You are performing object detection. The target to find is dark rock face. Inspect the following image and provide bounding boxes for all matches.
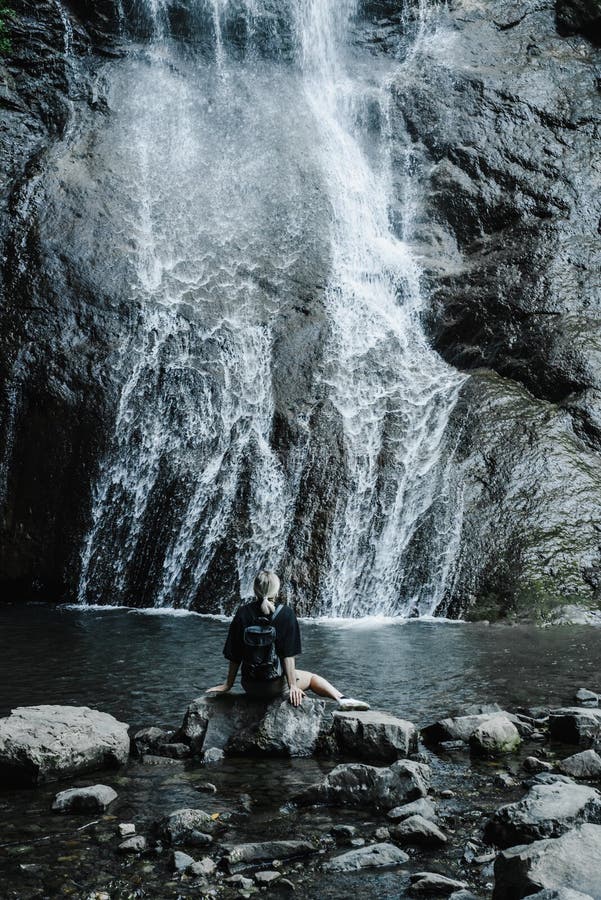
[390,0,601,618]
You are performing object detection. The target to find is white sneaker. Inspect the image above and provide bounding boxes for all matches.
[337,697,370,711]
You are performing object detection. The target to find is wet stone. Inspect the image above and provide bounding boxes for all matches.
[322,842,409,872]
[52,785,117,813]
[409,872,468,896]
[390,814,447,847]
[118,835,146,853]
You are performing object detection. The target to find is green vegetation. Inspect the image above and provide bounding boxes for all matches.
[0,3,15,56]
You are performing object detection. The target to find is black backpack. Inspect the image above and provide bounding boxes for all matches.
[242,604,284,682]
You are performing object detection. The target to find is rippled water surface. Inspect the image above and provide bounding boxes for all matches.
[0,605,596,725]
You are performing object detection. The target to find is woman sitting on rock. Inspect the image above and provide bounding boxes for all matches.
[206,570,369,711]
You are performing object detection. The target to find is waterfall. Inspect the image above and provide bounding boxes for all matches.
[77,0,465,615]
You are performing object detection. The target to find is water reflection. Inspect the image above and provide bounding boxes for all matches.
[0,605,594,727]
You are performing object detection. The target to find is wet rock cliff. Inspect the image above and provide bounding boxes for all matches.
[393,0,601,619]
[0,0,600,619]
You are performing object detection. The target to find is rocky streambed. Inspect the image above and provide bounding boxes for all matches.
[2,689,601,899]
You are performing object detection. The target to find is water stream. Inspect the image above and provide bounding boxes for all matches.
[76,0,465,616]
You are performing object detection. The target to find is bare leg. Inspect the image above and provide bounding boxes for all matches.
[295,669,342,701]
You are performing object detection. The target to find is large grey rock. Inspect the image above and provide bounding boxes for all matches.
[558,749,601,779]
[332,710,418,761]
[469,717,521,756]
[157,808,216,847]
[390,814,447,846]
[549,709,601,748]
[423,712,529,746]
[52,784,117,813]
[409,873,469,896]
[0,705,129,785]
[493,825,601,899]
[295,759,430,810]
[322,842,409,871]
[485,781,601,847]
[178,694,328,758]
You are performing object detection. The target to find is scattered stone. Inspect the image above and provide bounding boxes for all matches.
[295,759,430,810]
[196,782,218,794]
[387,798,437,822]
[157,808,216,847]
[440,740,466,751]
[493,824,601,899]
[469,717,521,756]
[190,857,216,877]
[159,743,190,760]
[485,781,601,847]
[118,835,146,853]
[225,874,254,890]
[531,732,547,742]
[575,689,599,707]
[141,754,184,766]
[254,871,281,884]
[223,840,315,868]
[549,708,601,748]
[0,705,130,786]
[463,703,503,716]
[422,711,528,745]
[559,749,601,780]
[440,789,455,799]
[349,837,365,847]
[278,879,295,891]
[409,872,469,896]
[118,823,136,837]
[473,852,496,865]
[171,850,195,872]
[322,842,409,871]
[524,757,554,775]
[449,893,482,900]
[203,747,225,765]
[496,773,519,789]
[132,726,173,756]
[332,710,418,761]
[525,773,574,788]
[390,814,447,847]
[52,784,117,813]
[375,827,390,840]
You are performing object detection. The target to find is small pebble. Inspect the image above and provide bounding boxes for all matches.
[117,823,136,837]
[118,835,146,853]
[440,789,455,798]
[375,827,390,840]
[255,871,281,884]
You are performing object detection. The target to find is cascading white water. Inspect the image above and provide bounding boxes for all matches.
[77,0,465,614]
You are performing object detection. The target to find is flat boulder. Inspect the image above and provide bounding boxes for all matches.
[390,814,447,846]
[469,717,521,756]
[549,708,601,747]
[295,759,430,811]
[157,808,216,847]
[485,781,601,847]
[332,710,417,761]
[178,694,328,758]
[0,705,129,785]
[52,784,117,813]
[493,825,601,900]
[322,842,409,871]
[558,749,601,780]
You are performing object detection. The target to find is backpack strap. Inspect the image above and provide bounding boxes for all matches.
[271,604,284,621]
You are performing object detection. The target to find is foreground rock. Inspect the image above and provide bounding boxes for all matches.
[178,694,328,757]
[157,808,216,847]
[222,840,315,870]
[493,824,601,899]
[390,814,447,846]
[332,710,418,761]
[0,706,129,785]
[409,873,469,896]
[485,781,601,847]
[387,798,437,822]
[295,760,430,810]
[52,784,117,813]
[559,749,601,779]
[549,708,601,748]
[469,717,521,756]
[423,712,527,746]
[322,842,408,871]
[526,891,595,900]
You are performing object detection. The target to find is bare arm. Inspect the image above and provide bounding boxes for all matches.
[283,656,304,707]
[206,660,239,694]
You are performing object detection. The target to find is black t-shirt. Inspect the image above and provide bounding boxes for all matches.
[223,600,302,664]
